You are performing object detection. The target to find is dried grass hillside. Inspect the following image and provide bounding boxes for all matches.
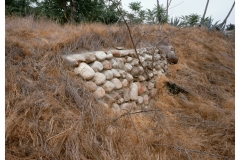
[5,17,235,160]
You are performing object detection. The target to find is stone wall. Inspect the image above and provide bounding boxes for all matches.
[62,46,176,112]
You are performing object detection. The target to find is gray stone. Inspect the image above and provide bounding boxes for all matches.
[102,81,115,93]
[111,78,122,89]
[130,83,138,100]
[126,73,133,82]
[120,103,132,111]
[138,75,145,81]
[94,87,105,98]
[112,103,120,112]
[117,98,124,105]
[115,58,125,69]
[160,62,164,69]
[102,60,112,70]
[148,82,154,90]
[103,70,113,80]
[123,88,131,102]
[124,63,133,72]
[93,72,106,85]
[61,55,78,67]
[145,54,152,61]
[111,69,121,78]
[85,81,97,92]
[82,52,96,63]
[95,51,107,61]
[74,62,95,80]
[131,67,140,77]
[131,59,139,66]
[111,50,121,57]
[91,61,103,72]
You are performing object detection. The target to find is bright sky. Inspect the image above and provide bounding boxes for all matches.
[121,0,235,24]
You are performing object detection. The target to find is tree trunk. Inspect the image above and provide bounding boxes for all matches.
[156,0,161,23]
[69,0,76,24]
[201,0,210,24]
[222,1,235,24]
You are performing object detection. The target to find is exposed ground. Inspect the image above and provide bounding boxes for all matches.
[5,16,235,160]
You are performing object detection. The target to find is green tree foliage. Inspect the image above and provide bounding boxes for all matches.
[226,23,235,31]
[6,0,37,16]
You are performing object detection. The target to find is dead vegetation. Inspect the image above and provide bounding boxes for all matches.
[5,16,234,159]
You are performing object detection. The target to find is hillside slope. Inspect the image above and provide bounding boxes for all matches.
[5,17,235,160]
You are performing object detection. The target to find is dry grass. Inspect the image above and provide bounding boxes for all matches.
[6,16,235,159]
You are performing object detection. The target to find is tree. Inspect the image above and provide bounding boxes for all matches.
[221,1,235,24]
[201,0,210,25]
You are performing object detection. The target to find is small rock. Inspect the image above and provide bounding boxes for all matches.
[126,73,133,82]
[91,61,103,72]
[93,72,106,85]
[131,59,139,66]
[74,62,95,80]
[125,63,133,72]
[148,82,154,90]
[126,57,133,62]
[121,79,129,88]
[130,83,138,101]
[106,53,113,59]
[110,58,118,68]
[120,103,131,111]
[61,55,78,67]
[137,96,143,104]
[160,62,164,69]
[102,81,115,93]
[143,95,149,104]
[131,67,140,77]
[115,58,125,69]
[103,70,113,80]
[119,70,127,78]
[102,60,112,70]
[117,98,124,104]
[82,52,96,63]
[112,103,120,112]
[85,81,97,92]
[111,69,121,78]
[116,47,124,50]
[94,87,105,98]
[95,51,107,61]
[111,50,121,57]
[138,75,145,81]
[111,78,122,89]
[123,88,131,102]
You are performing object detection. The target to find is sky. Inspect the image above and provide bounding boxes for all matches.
[121,0,235,24]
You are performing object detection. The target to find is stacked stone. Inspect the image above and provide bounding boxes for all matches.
[62,47,169,112]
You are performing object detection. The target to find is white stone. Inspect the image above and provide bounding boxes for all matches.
[126,57,133,62]
[124,63,133,72]
[111,69,121,78]
[93,72,106,85]
[65,54,85,62]
[95,51,107,61]
[103,70,114,80]
[137,96,143,104]
[110,59,118,68]
[102,60,112,70]
[106,53,113,59]
[94,87,105,98]
[91,61,103,72]
[149,73,154,78]
[145,55,152,61]
[120,103,131,111]
[140,56,145,62]
[111,78,122,89]
[61,55,78,66]
[160,62,164,69]
[130,83,138,101]
[112,103,120,112]
[126,73,133,82]
[102,81,115,93]
[121,79,129,88]
[74,62,95,80]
